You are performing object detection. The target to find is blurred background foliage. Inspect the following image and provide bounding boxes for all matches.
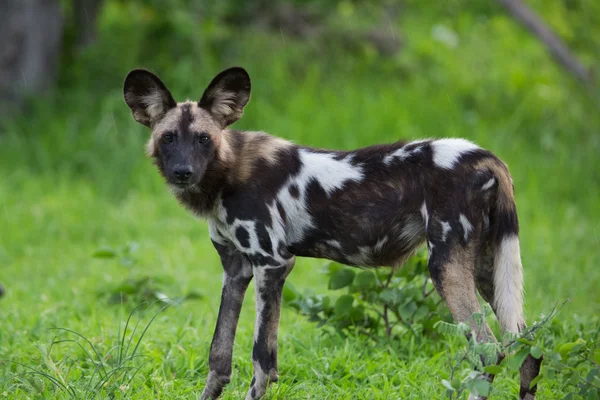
[0,0,598,314]
[1,0,599,314]
[2,0,599,187]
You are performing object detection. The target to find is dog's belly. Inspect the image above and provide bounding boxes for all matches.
[288,211,426,267]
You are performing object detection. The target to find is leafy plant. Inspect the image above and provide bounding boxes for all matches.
[539,316,600,399]
[285,249,452,340]
[437,302,600,400]
[287,249,600,399]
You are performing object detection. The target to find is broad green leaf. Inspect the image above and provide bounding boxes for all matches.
[354,270,377,290]
[379,288,402,306]
[413,305,429,321]
[517,338,535,346]
[558,340,585,358]
[483,365,503,375]
[334,295,354,315]
[530,345,543,359]
[328,269,356,290]
[325,262,344,275]
[451,377,461,389]
[441,379,455,392]
[508,347,531,371]
[471,378,490,397]
[350,305,366,321]
[585,390,599,400]
[398,300,417,320]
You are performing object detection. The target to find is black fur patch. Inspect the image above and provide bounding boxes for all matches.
[492,207,519,239]
[178,103,194,133]
[249,253,279,267]
[276,201,286,224]
[235,226,250,248]
[256,223,273,255]
[277,241,291,259]
[288,184,300,199]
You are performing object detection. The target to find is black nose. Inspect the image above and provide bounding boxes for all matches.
[173,166,193,181]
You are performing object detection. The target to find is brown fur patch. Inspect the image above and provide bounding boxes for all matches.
[473,157,515,212]
[232,131,293,183]
[146,106,183,157]
[441,243,495,343]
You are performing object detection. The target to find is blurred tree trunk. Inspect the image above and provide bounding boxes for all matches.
[496,0,593,85]
[74,0,104,48]
[0,0,64,115]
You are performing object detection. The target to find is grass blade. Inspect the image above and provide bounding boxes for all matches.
[50,328,109,379]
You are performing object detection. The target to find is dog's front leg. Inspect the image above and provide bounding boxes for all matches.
[201,244,253,400]
[246,260,294,400]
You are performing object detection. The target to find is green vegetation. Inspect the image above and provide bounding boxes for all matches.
[0,1,598,398]
[286,250,453,340]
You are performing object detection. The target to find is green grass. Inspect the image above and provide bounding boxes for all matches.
[1,2,599,398]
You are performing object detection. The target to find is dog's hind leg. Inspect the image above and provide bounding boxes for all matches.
[425,208,499,400]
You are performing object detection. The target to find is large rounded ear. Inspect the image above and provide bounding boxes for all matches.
[199,67,251,128]
[123,69,177,127]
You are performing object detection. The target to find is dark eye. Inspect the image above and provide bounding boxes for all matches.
[163,133,174,143]
[198,135,210,144]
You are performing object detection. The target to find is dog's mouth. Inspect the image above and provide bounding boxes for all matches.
[169,180,195,192]
[174,181,191,188]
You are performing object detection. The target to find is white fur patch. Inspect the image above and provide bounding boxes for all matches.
[211,201,291,266]
[493,235,524,333]
[399,215,425,246]
[459,214,473,241]
[298,150,364,195]
[374,236,389,253]
[276,182,313,245]
[440,220,452,242]
[208,220,228,246]
[383,140,427,165]
[427,241,435,260]
[348,236,391,265]
[420,202,429,228]
[141,91,168,120]
[431,138,479,169]
[481,177,496,191]
[325,239,343,249]
[211,91,239,119]
[275,150,364,244]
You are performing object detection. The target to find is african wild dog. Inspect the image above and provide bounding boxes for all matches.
[123,67,541,400]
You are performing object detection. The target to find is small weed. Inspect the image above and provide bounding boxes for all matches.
[5,302,167,399]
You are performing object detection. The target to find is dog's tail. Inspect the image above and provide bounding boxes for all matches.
[486,160,525,334]
[482,159,541,399]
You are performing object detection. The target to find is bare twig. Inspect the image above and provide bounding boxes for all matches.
[496,0,593,85]
[422,277,435,298]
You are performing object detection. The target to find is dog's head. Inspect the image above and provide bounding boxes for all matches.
[123,67,250,190]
